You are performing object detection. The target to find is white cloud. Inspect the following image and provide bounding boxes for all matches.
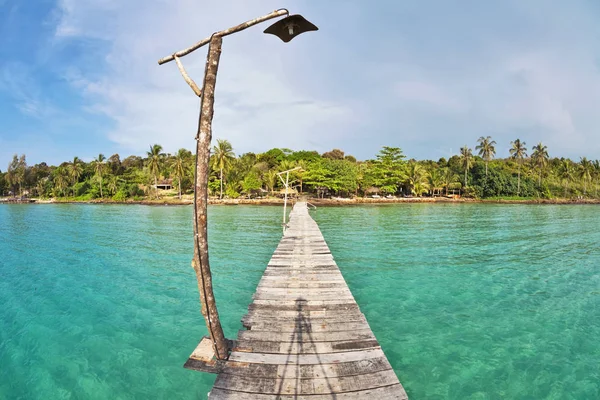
[46,0,600,161]
[54,0,355,157]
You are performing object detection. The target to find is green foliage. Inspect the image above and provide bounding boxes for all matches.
[303,158,358,195]
[287,150,321,163]
[241,172,262,195]
[225,186,240,199]
[73,181,91,197]
[258,148,287,168]
[127,183,144,198]
[113,189,128,201]
[5,139,600,202]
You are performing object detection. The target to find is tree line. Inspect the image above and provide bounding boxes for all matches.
[1,137,599,200]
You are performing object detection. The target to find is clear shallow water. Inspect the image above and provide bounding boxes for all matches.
[314,204,600,400]
[0,204,281,399]
[0,204,598,399]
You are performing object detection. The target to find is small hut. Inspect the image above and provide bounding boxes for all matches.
[365,186,381,197]
[154,179,173,190]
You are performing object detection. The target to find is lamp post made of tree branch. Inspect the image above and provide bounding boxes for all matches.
[158,9,318,361]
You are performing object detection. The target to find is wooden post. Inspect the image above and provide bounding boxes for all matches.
[191,35,229,360]
[282,170,289,233]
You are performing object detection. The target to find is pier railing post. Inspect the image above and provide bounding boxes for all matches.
[191,35,229,360]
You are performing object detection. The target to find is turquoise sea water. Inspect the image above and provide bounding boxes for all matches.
[0,204,599,399]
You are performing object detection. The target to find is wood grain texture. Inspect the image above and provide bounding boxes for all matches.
[203,202,407,398]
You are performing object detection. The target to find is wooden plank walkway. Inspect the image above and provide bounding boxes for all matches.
[191,201,408,399]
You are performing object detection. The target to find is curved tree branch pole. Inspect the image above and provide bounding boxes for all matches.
[159,8,290,362]
[191,35,228,360]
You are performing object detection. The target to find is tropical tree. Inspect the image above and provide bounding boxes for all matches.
[35,179,47,198]
[476,136,496,177]
[94,154,106,198]
[6,154,22,196]
[106,175,120,196]
[441,168,461,195]
[212,139,235,199]
[405,162,428,196]
[530,142,549,186]
[427,168,443,196]
[68,157,83,196]
[593,160,600,197]
[365,146,406,194]
[559,159,573,198]
[264,169,278,194]
[146,144,163,199]
[460,146,473,188]
[171,148,191,199]
[578,157,593,195]
[53,166,70,197]
[509,139,527,195]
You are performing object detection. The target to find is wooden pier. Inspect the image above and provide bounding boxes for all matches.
[186,201,408,399]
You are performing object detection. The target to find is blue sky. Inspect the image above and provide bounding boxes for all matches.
[1,0,600,168]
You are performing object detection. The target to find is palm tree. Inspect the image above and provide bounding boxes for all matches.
[106,175,119,196]
[460,146,473,188]
[509,139,527,195]
[211,139,235,199]
[68,157,83,196]
[578,157,593,196]
[427,168,443,197]
[264,169,278,195]
[412,181,429,197]
[405,162,428,196]
[559,159,573,198]
[53,166,70,197]
[530,142,549,186]
[171,148,190,199]
[441,168,461,195]
[94,154,106,198]
[593,160,600,197]
[476,136,496,177]
[146,144,163,199]
[35,179,46,198]
[294,160,308,193]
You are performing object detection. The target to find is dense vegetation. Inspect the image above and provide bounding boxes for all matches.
[1,137,599,200]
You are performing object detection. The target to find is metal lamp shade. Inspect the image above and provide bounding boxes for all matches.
[264,14,318,42]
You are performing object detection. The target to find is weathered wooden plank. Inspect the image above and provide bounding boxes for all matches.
[217,356,394,379]
[236,329,376,343]
[253,287,352,294]
[259,277,346,282]
[251,299,357,307]
[244,309,364,319]
[209,384,408,399]
[216,357,394,380]
[233,339,380,354]
[245,321,372,333]
[247,303,359,312]
[257,282,349,289]
[241,314,367,328]
[229,348,386,364]
[213,369,399,395]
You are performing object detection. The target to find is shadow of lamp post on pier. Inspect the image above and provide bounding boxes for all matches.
[157,10,318,362]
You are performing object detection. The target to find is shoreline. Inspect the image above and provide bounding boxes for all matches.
[4,196,599,206]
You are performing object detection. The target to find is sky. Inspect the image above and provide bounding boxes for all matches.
[1,0,600,168]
